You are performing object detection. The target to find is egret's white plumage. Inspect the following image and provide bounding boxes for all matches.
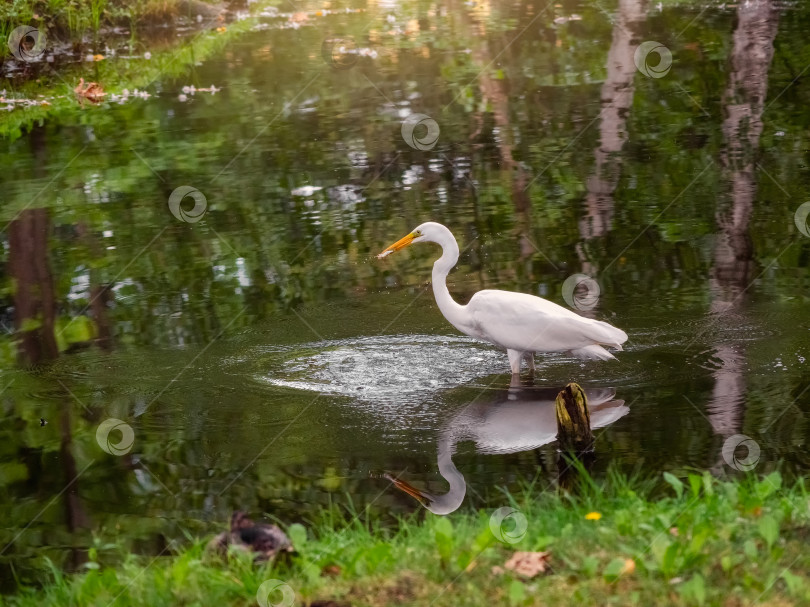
[378,222,628,373]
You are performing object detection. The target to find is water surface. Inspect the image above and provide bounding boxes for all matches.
[2,0,810,585]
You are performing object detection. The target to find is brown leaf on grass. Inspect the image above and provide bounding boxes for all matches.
[74,78,106,104]
[322,564,341,577]
[503,551,552,578]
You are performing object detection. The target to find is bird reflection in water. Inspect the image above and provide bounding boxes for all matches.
[385,385,629,515]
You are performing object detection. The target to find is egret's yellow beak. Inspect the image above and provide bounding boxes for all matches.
[383,472,430,506]
[377,232,416,259]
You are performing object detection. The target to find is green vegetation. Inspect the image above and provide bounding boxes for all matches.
[0,4,270,141]
[1,0,229,47]
[6,469,810,606]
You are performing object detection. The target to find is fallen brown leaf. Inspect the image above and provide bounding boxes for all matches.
[503,551,551,578]
[74,78,106,104]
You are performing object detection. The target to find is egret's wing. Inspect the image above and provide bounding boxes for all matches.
[467,290,627,352]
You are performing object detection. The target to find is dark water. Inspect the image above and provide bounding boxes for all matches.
[2,0,810,585]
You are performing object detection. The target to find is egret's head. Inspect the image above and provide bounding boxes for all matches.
[377,222,447,258]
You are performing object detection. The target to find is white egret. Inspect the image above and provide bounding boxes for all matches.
[386,386,629,514]
[378,222,628,373]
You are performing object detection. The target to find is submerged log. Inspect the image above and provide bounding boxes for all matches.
[555,383,595,453]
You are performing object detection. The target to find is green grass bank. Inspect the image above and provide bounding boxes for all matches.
[4,469,810,606]
[1,0,232,47]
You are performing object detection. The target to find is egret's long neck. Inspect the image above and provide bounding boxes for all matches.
[431,234,467,327]
[423,433,466,515]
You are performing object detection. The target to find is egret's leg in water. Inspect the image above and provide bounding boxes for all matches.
[507,349,522,374]
[524,352,536,373]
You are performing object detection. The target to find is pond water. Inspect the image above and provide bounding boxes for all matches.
[2,0,810,586]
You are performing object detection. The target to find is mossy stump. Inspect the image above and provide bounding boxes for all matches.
[555,382,594,453]
[556,382,596,492]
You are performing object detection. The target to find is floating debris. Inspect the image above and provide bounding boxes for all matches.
[253,7,367,31]
[0,93,56,110]
[180,84,220,97]
[291,185,323,197]
[107,88,151,104]
[553,14,583,25]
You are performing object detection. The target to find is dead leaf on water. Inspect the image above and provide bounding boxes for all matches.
[503,551,552,578]
[74,78,106,104]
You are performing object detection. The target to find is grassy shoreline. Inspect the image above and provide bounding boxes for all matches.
[4,469,810,606]
[0,0,277,141]
[1,0,232,50]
